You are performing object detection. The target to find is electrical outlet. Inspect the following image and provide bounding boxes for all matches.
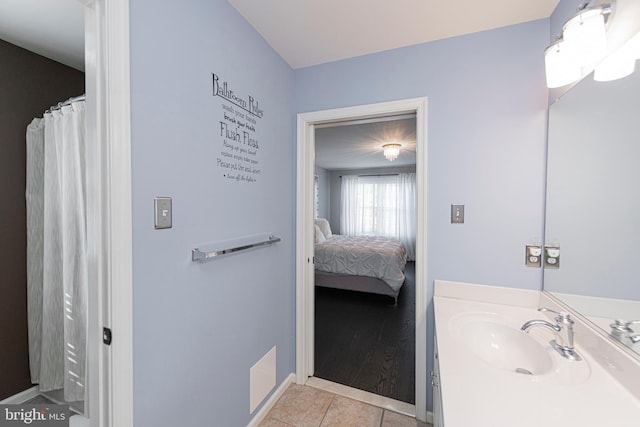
[544,246,560,268]
[525,245,542,268]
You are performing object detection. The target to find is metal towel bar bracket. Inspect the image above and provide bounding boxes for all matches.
[192,235,281,261]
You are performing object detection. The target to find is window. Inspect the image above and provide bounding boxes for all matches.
[341,173,416,259]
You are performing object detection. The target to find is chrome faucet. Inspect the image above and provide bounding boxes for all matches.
[521,307,581,361]
[610,319,640,347]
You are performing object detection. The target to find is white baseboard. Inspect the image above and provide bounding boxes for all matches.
[247,373,295,427]
[0,386,40,404]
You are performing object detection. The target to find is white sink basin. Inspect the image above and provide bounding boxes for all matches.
[450,313,553,375]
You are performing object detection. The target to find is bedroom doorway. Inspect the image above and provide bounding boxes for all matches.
[295,98,428,422]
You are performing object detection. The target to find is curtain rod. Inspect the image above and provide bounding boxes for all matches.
[45,94,86,114]
[339,173,399,178]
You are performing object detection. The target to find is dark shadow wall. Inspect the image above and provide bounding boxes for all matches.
[0,38,84,400]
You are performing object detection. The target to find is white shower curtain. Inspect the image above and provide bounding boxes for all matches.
[26,100,87,403]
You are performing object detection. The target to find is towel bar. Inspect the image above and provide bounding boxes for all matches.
[192,235,281,261]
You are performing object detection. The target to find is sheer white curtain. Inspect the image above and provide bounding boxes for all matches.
[340,175,360,234]
[340,173,416,260]
[397,173,416,260]
[26,100,87,403]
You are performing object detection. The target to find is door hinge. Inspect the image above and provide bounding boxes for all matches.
[103,327,112,345]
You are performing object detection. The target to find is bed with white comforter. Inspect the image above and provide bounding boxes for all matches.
[314,234,407,301]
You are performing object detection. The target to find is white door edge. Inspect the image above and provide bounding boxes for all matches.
[84,1,134,426]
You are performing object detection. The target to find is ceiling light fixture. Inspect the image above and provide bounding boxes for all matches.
[544,1,613,88]
[383,143,401,162]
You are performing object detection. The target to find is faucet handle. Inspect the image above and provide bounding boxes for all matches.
[611,319,640,333]
[538,307,571,319]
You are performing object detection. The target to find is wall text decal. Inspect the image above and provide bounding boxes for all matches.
[212,73,264,183]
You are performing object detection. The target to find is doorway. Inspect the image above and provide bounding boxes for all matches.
[296,98,428,422]
[0,1,133,425]
[313,115,417,404]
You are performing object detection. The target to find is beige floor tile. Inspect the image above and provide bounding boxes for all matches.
[265,383,334,427]
[381,410,430,427]
[258,418,295,427]
[319,395,383,427]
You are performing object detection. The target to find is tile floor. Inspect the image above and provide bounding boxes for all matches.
[259,384,431,427]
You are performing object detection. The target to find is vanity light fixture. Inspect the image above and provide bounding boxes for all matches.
[383,143,401,162]
[544,1,614,88]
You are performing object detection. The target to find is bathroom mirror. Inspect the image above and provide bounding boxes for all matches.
[544,62,640,356]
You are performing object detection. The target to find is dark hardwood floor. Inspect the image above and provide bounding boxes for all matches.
[314,262,415,404]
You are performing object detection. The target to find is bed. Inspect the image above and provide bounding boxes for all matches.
[313,218,407,303]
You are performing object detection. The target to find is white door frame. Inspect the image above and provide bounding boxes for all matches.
[83,1,133,426]
[295,97,428,422]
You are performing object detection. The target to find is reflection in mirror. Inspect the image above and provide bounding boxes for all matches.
[545,64,640,357]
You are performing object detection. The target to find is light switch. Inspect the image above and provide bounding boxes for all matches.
[451,204,464,224]
[154,197,172,229]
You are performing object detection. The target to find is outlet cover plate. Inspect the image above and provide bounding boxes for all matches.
[544,246,560,269]
[525,245,542,268]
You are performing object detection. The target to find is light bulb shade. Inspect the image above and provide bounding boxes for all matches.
[545,40,582,88]
[594,49,636,81]
[626,31,640,60]
[563,9,607,67]
[383,144,401,161]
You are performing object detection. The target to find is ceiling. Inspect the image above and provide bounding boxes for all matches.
[315,116,416,170]
[228,0,559,69]
[0,1,558,73]
[0,0,85,71]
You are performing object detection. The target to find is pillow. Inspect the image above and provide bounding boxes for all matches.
[314,218,332,238]
[314,224,326,243]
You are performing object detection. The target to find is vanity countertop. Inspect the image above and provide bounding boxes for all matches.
[434,280,640,427]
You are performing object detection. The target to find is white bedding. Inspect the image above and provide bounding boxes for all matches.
[314,235,407,291]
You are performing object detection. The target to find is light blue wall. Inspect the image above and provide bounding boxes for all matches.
[314,165,330,219]
[129,1,295,426]
[128,0,552,420]
[550,0,580,39]
[295,19,550,410]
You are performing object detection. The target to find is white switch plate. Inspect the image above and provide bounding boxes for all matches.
[451,204,464,224]
[154,197,172,229]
